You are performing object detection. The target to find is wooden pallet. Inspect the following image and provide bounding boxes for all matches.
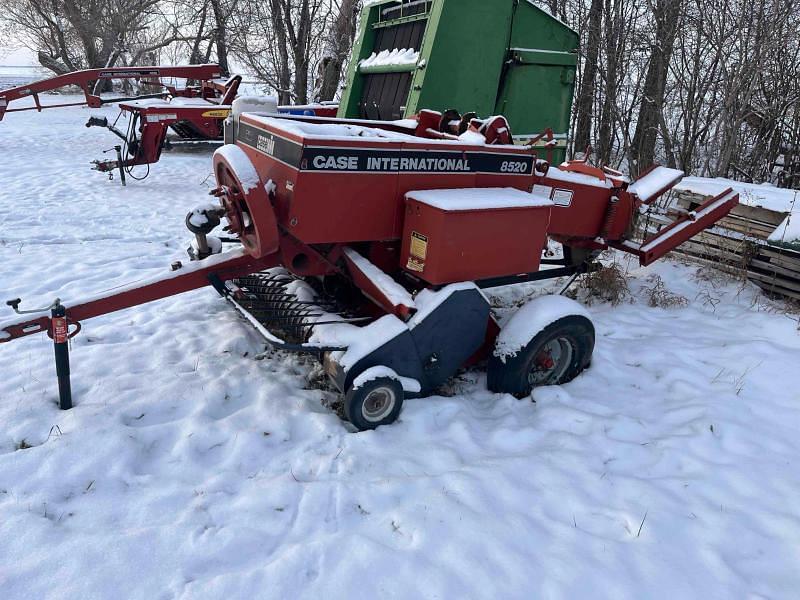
[642,190,800,302]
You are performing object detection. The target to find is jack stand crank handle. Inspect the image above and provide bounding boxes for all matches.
[51,302,73,410]
[115,145,126,187]
[7,296,61,315]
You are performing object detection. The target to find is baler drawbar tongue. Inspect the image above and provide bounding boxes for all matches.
[0,250,279,346]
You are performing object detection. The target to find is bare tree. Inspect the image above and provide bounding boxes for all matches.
[595,0,627,166]
[573,0,603,155]
[209,0,234,73]
[629,0,683,175]
[229,0,331,104]
[314,0,360,102]
[2,0,200,77]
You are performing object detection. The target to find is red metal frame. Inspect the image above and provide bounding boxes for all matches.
[1,65,344,174]
[92,102,229,173]
[0,64,223,120]
[92,97,339,173]
[341,248,415,319]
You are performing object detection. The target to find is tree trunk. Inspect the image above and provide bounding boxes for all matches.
[629,0,682,175]
[210,0,230,74]
[283,0,312,104]
[573,0,603,156]
[316,0,358,102]
[659,109,677,168]
[596,0,621,165]
[270,0,293,104]
[189,6,209,65]
[37,51,71,75]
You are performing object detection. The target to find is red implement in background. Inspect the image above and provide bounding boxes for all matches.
[1,64,342,178]
[0,64,224,120]
[89,95,338,175]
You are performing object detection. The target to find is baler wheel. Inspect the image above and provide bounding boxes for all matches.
[487,315,594,398]
[344,377,404,431]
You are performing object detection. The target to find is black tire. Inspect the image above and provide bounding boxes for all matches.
[344,377,404,431]
[487,315,595,398]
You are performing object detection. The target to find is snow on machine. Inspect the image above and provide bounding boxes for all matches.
[0,109,739,430]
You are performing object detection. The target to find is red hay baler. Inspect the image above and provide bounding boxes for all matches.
[0,111,739,430]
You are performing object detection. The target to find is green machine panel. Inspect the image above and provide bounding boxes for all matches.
[338,0,579,160]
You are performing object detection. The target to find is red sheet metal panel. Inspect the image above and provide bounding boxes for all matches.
[400,188,552,285]
[235,115,541,245]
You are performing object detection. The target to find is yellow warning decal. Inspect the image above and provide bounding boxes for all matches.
[201,109,231,118]
[410,231,428,260]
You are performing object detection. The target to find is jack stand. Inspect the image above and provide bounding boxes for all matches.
[51,302,73,410]
[7,296,76,410]
[115,145,127,186]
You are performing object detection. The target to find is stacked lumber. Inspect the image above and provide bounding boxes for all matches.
[652,189,800,301]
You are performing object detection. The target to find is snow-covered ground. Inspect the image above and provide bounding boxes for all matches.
[1,102,800,599]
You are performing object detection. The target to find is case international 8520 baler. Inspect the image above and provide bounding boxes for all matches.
[0,108,738,430]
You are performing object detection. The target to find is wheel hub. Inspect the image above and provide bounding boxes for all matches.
[529,337,574,386]
[219,185,245,234]
[362,386,396,422]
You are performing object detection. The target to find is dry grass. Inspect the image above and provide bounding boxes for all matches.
[691,262,739,286]
[15,439,33,451]
[573,263,632,306]
[642,274,689,308]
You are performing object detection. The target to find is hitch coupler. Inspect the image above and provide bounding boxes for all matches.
[186,205,225,260]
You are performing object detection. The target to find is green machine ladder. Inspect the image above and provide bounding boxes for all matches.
[338,0,579,161]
